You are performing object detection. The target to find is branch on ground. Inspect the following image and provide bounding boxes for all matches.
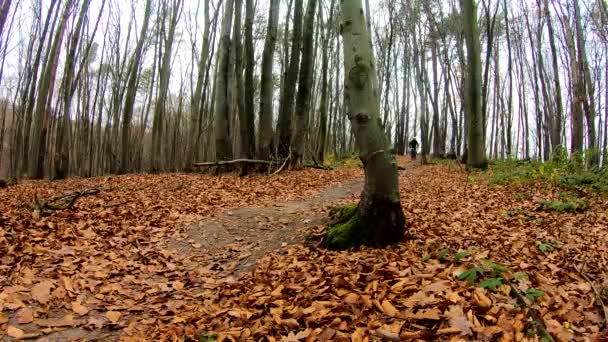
[32,189,100,218]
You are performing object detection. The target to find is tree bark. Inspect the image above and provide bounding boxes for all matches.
[276,0,304,159]
[326,0,406,250]
[214,0,235,163]
[463,0,487,169]
[290,0,317,169]
[257,0,280,161]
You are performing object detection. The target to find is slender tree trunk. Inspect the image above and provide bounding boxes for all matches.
[463,0,487,169]
[276,0,304,159]
[290,0,317,169]
[243,0,255,160]
[214,0,235,163]
[29,0,72,179]
[316,0,334,163]
[257,0,280,161]
[119,0,152,174]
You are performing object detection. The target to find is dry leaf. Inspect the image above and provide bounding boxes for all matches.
[381,300,399,317]
[7,326,25,339]
[31,280,53,304]
[444,305,472,335]
[106,311,122,324]
[72,301,89,316]
[15,307,34,324]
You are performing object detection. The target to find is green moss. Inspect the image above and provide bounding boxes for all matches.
[326,203,370,250]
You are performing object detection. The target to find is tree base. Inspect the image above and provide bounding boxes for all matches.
[325,201,406,250]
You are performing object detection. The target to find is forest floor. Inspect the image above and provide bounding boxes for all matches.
[1,157,607,341]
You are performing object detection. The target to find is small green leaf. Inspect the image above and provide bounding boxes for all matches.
[481,259,509,274]
[525,288,545,302]
[453,251,469,263]
[421,254,432,262]
[437,248,449,260]
[538,242,554,253]
[513,272,528,281]
[457,266,485,284]
[479,277,503,290]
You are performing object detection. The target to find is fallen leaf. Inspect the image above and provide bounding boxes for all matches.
[105,311,121,324]
[444,305,472,335]
[7,326,24,339]
[31,280,54,304]
[172,280,184,291]
[15,307,34,324]
[72,301,89,316]
[0,312,8,324]
[381,300,399,317]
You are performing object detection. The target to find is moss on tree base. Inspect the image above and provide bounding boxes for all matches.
[326,204,369,250]
[325,201,406,250]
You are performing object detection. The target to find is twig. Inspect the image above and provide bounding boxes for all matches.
[194,159,281,167]
[271,153,291,176]
[574,266,608,328]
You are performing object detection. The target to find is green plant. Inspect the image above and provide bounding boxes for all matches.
[453,251,469,263]
[479,277,503,290]
[457,266,485,283]
[525,288,545,302]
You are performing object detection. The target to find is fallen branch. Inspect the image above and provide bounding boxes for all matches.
[32,189,100,217]
[271,154,291,176]
[574,266,608,328]
[194,159,280,167]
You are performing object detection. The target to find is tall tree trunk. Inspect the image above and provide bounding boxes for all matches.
[233,0,249,173]
[276,0,304,159]
[243,0,256,159]
[151,0,182,172]
[119,0,152,174]
[565,18,584,155]
[257,0,280,160]
[29,0,72,179]
[214,0,235,163]
[544,0,563,153]
[290,0,317,169]
[187,0,211,170]
[573,0,598,166]
[463,0,487,169]
[316,0,334,163]
[326,0,405,250]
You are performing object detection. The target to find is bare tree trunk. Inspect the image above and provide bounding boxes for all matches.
[214,0,235,163]
[243,0,256,159]
[276,0,304,159]
[29,0,73,179]
[463,0,487,169]
[290,0,317,169]
[316,0,334,163]
[326,0,405,250]
[257,0,280,161]
[118,0,152,174]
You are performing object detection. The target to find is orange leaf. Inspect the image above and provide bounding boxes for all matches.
[106,311,122,324]
[7,326,24,339]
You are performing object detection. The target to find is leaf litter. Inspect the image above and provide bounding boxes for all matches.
[0,160,607,341]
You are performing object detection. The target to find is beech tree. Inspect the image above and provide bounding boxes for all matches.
[326,0,406,250]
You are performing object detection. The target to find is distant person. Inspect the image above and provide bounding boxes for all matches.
[408,138,419,160]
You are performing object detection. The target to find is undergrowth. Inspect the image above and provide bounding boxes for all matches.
[487,148,608,193]
[324,153,363,169]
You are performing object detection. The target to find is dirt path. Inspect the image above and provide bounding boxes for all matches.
[169,179,364,275]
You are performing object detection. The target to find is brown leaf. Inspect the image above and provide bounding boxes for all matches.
[373,329,400,341]
[444,305,472,335]
[105,311,121,324]
[546,319,572,342]
[172,280,185,291]
[380,300,399,317]
[0,312,8,324]
[403,308,441,320]
[31,280,54,304]
[270,284,284,297]
[72,301,89,316]
[7,326,25,339]
[15,307,34,324]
